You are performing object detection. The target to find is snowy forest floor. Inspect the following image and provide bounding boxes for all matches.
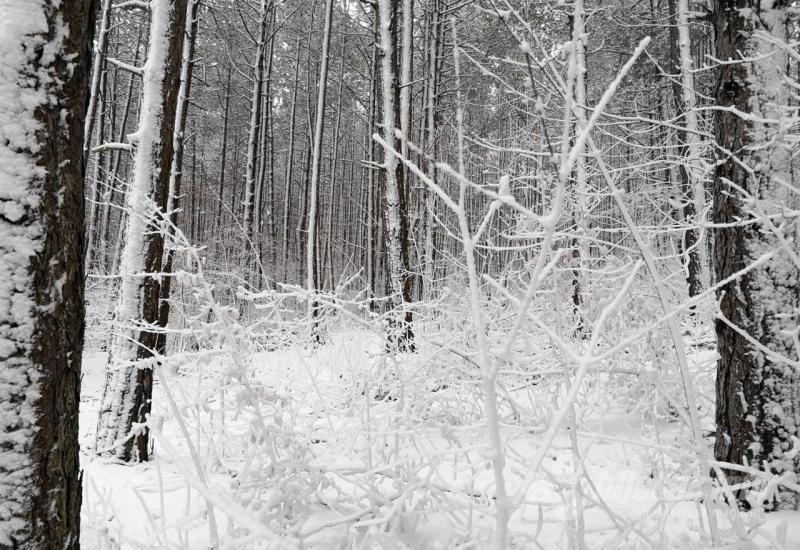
[78,322,800,549]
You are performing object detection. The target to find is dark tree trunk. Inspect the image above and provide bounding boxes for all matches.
[157,0,200,354]
[377,0,415,351]
[95,0,189,462]
[0,0,95,547]
[713,0,800,510]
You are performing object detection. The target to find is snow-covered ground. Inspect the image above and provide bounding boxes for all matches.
[79,326,800,549]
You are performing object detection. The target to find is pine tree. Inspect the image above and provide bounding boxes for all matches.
[713,0,800,509]
[377,0,415,351]
[0,0,94,545]
[95,0,189,462]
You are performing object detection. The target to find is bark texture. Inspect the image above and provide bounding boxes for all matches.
[377,0,415,351]
[0,0,95,546]
[157,0,200,354]
[668,0,704,298]
[96,0,188,462]
[713,0,800,509]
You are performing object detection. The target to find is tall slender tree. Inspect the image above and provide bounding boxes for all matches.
[669,0,706,298]
[157,0,201,353]
[305,0,334,337]
[243,0,271,287]
[0,0,95,545]
[377,0,415,350]
[96,0,189,462]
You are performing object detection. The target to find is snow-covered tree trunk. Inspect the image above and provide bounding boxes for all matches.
[281,35,302,282]
[98,41,142,275]
[377,0,414,350]
[254,10,276,286]
[712,0,800,509]
[0,0,94,545]
[421,1,440,301]
[95,0,188,462]
[570,0,588,335]
[323,32,347,290]
[669,0,707,298]
[83,0,113,163]
[85,67,107,277]
[399,0,413,183]
[215,66,232,237]
[157,0,199,353]
[243,0,269,286]
[305,0,334,333]
[366,15,379,306]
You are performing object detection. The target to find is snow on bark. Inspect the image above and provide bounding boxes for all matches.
[96,0,186,461]
[713,0,800,509]
[0,0,90,545]
[669,0,708,297]
[306,0,334,327]
[166,0,199,222]
[421,2,439,301]
[399,0,412,165]
[0,3,51,540]
[83,0,113,159]
[84,0,114,276]
[243,0,268,276]
[376,0,413,347]
[675,0,708,289]
[570,0,589,332]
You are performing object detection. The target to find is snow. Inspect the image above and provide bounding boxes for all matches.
[0,0,59,544]
[96,0,175,455]
[79,323,800,548]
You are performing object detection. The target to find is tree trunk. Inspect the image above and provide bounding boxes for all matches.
[215,66,232,237]
[83,0,113,164]
[282,35,302,282]
[421,1,440,301]
[99,34,143,275]
[569,0,588,336]
[306,0,334,337]
[85,66,107,276]
[157,0,200,354]
[713,0,800,510]
[243,0,269,285]
[95,0,188,462]
[0,0,94,546]
[669,0,706,298]
[377,0,414,350]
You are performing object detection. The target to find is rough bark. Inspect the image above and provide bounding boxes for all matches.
[282,35,302,282]
[156,0,200,354]
[377,0,415,350]
[243,0,270,288]
[421,0,440,301]
[669,0,706,298]
[569,0,588,337]
[306,0,334,338]
[713,0,800,509]
[95,0,188,462]
[0,0,94,546]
